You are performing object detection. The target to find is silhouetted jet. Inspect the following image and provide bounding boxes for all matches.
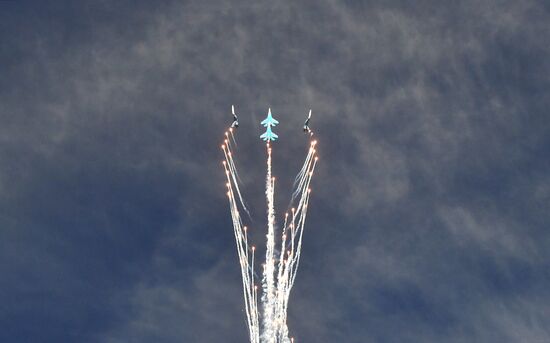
[303,109,312,134]
[231,105,239,128]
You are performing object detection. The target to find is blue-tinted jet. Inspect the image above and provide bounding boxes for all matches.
[260,108,279,142]
[260,125,278,141]
[261,108,279,127]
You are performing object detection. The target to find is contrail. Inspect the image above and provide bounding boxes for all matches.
[221,110,318,343]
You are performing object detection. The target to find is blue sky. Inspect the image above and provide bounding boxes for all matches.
[1,1,549,342]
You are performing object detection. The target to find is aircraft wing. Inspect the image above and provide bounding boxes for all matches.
[261,117,279,126]
[260,131,278,141]
[261,113,279,127]
[260,131,268,140]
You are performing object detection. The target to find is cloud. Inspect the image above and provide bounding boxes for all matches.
[1,0,549,342]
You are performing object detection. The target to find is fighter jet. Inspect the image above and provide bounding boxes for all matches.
[260,125,279,142]
[231,105,239,128]
[260,108,279,142]
[261,108,279,127]
[303,109,312,134]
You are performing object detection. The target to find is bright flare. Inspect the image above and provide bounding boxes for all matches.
[222,126,317,343]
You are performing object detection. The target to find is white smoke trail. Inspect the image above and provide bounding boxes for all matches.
[223,135,252,219]
[222,138,260,343]
[222,130,318,343]
[230,127,238,147]
[271,141,317,342]
[261,143,278,343]
[291,144,315,202]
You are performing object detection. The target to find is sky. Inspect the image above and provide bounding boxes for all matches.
[1,1,549,342]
